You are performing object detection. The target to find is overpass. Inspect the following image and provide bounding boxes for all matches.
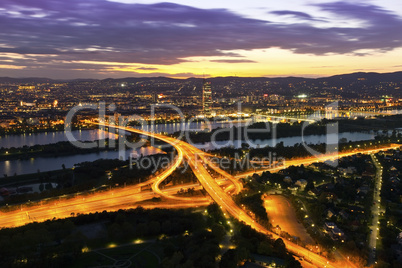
[101,124,343,268]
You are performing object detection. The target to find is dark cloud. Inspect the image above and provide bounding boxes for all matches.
[0,0,401,77]
[270,10,314,20]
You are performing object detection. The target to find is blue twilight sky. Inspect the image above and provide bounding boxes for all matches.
[0,0,402,79]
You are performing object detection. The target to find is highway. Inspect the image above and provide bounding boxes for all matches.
[103,125,343,268]
[2,123,395,267]
[180,143,243,195]
[236,144,400,179]
[0,182,211,228]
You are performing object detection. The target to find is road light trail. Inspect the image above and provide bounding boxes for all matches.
[176,140,342,268]
[102,124,343,268]
[236,144,401,178]
[101,124,208,202]
[368,154,383,266]
[179,144,242,195]
[2,123,379,267]
[0,182,210,228]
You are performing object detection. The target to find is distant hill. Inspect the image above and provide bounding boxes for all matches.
[317,71,402,85]
[0,77,56,84]
[0,71,401,84]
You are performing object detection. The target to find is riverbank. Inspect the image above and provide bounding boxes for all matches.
[0,133,142,161]
[0,140,120,161]
[177,116,402,144]
[0,124,97,137]
[0,152,171,206]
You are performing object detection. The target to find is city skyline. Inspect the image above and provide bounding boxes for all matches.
[1,0,402,79]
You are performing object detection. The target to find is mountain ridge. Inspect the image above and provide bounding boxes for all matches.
[1,71,402,84]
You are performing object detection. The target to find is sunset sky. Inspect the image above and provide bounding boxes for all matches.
[1,0,402,79]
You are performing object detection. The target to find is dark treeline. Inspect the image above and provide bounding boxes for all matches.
[234,192,269,224]
[209,135,400,161]
[225,222,302,268]
[0,203,303,267]
[178,122,330,144]
[176,116,402,144]
[0,140,117,161]
[0,124,97,136]
[0,205,229,268]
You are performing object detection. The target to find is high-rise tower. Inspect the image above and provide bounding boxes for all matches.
[202,79,212,117]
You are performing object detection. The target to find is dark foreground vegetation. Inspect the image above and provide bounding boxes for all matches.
[0,204,302,268]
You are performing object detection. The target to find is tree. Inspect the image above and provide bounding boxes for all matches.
[164,244,176,258]
[45,182,53,190]
[211,223,226,241]
[219,249,238,268]
[286,258,303,268]
[257,241,273,255]
[135,223,149,237]
[304,181,315,192]
[241,143,250,149]
[274,238,287,257]
[237,247,249,262]
[39,183,44,192]
[149,221,161,235]
[163,251,184,268]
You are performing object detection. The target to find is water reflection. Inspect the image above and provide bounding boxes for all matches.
[0,147,164,178]
[0,129,116,149]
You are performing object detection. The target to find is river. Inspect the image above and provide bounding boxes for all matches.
[0,146,164,178]
[0,129,164,178]
[0,128,378,178]
[0,129,118,149]
[193,132,376,150]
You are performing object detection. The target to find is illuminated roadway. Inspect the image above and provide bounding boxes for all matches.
[0,181,211,228]
[236,144,401,179]
[103,125,342,268]
[1,124,397,267]
[368,154,383,266]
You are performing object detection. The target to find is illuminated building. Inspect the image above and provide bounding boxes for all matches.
[18,85,36,91]
[202,79,212,117]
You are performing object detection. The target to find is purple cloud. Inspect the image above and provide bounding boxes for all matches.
[270,10,314,20]
[0,1,401,78]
